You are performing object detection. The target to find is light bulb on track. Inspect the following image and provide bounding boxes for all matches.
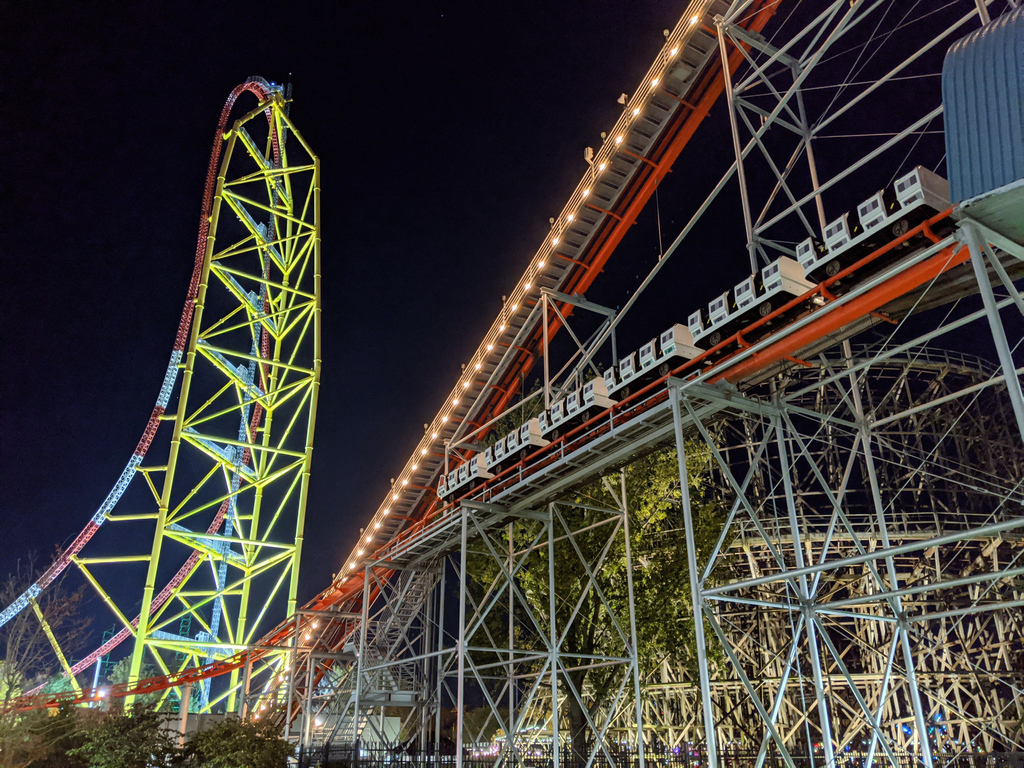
[583,189,590,197]
[632,108,639,116]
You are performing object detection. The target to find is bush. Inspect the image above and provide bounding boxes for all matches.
[67,705,177,768]
[183,717,292,768]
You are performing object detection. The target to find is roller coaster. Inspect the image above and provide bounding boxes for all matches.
[3,2,1023,767]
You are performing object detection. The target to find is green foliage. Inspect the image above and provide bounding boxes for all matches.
[466,442,725,756]
[107,657,161,708]
[183,717,292,768]
[67,706,177,768]
[484,394,544,446]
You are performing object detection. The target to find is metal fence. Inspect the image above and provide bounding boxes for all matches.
[295,743,1024,768]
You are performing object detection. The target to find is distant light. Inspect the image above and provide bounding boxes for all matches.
[383,508,390,515]
[511,303,518,311]
[357,549,363,556]
[420,448,427,455]
[671,46,678,55]
[431,432,437,438]
[598,162,607,171]
[366,534,372,542]
[412,463,418,469]
[347,563,353,569]
[582,189,590,197]
[525,281,532,290]
[632,108,640,116]
[486,344,493,351]
[567,213,574,222]
[499,324,506,332]
[462,381,469,389]
[442,415,448,423]
[615,136,622,145]
[474,362,481,370]
[305,633,310,640]
[690,15,698,24]
[312,621,319,629]
[392,492,398,499]
[98,688,108,699]
[651,77,659,86]
[401,478,408,486]
[375,522,381,529]
[538,260,545,268]
[552,237,559,245]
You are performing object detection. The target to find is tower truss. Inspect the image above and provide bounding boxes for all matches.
[2,79,321,713]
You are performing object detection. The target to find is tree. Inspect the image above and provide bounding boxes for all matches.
[66,705,177,768]
[106,657,161,708]
[1,553,91,768]
[183,716,292,768]
[467,443,725,761]
[0,553,91,706]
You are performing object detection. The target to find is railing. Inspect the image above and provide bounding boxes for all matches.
[296,743,1024,768]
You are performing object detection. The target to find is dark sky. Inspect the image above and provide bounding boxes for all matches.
[2,1,995,652]
[1,0,708,610]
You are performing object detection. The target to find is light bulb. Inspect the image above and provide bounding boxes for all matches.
[525,281,532,290]
[366,534,372,542]
[538,260,545,268]
[420,448,427,455]
[442,415,448,423]
[486,344,493,351]
[453,398,459,405]
[474,362,481,370]
[671,46,678,55]
[375,522,381,529]
[431,431,437,438]
[305,633,310,640]
[401,478,408,486]
[392,492,398,499]
[383,508,390,515]
[412,463,418,469]
[583,189,590,197]
[651,77,659,86]
[500,324,506,331]
[690,15,698,24]
[552,237,559,245]
[511,303,518,311]
[615,136,622,145]
[313,621,319,628]
[632,108,639,116]
[598,162,607,171]
[567,213,574,221]
[357,549,363,556]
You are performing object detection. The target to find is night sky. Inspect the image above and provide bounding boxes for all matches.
[2,1,999,651]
